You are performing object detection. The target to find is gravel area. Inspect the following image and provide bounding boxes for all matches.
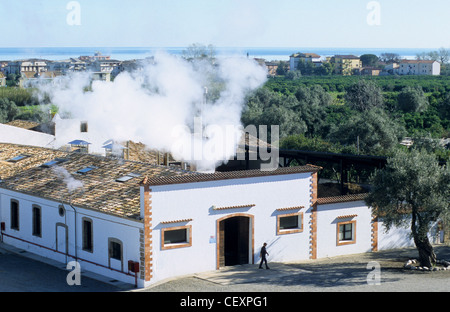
[143,245,450,292]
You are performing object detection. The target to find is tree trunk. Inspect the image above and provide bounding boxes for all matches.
[411,211,436,268]
[414,236,436,268]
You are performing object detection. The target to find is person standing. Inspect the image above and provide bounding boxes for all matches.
[259,243,270,269]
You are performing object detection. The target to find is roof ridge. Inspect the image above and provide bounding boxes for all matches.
[142,165,321,186]
[317,193,369,205]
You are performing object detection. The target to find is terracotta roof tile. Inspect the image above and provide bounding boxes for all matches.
[317,193,368,205]
[0,143,194,220]
[0,143,321,220]
[212,204,255,210]
[276,206,304,211]
[142,165,321,186]
[336,214,358,219]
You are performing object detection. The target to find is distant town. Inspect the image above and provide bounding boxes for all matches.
[0,48,446,89]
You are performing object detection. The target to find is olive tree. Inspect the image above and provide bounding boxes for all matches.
[0,98,19,123]
[344,80,384,112]
[365,149,450,268]
[327,108,406,155]
[397,86,429,113]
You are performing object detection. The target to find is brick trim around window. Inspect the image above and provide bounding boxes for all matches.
[276,212,304,235]
[161,225,192,250]
[336,220,356,246]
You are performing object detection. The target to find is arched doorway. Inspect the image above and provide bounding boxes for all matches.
[217,214,254,269]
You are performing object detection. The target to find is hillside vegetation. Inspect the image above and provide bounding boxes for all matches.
[242,75,450,163]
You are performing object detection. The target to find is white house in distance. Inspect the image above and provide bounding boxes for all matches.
[289,53,321,71]
[398,60,441,75]
[0,143,443,288]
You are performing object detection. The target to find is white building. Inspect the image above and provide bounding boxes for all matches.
[89,59,121,75]
[0,122,56,148]
[398,60,441,75]
[289,53,321,71]
[52,114,111,155]
[0,143,443,288]
[20,59,49,74]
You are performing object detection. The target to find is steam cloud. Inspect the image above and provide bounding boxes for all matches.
[39,52,267,171]
[52,166,84,193]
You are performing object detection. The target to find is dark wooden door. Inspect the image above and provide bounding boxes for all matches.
[219,216,249,267]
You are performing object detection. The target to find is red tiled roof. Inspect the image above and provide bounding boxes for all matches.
[276,206,304,211]
[336,214,358,219]
[160,219,193,224]
[400,60,437,64]
[317,193,368,205]
[142,165,321,186]
[213,204,255,210]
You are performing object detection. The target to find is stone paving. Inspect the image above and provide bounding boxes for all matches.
[1,242,449,293]
[144,245,450,292]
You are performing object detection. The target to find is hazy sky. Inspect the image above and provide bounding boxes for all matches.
[1,0,449,49]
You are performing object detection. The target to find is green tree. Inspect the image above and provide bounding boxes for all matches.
[317,61,335,76]
[259,104,307,138]
[275,61,289,76]
[397,86,429,113]
[360,54,379,67]
[0,98,19,123]
[327,108,406,154]
[294,85,332,136]
[296,59,316,75]
[344,80,384,112]
[285,70,301,80]
[365,149,450,268]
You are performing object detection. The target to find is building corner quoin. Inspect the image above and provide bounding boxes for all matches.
[309,171,318,260]
[141,184,153,282]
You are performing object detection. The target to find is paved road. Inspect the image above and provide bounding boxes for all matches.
[1,242,449,293]
[0,245,124,292]
[143,245,450,293]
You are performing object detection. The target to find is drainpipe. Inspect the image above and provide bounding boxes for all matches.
[60,195,78,263]
[68,202,78,262]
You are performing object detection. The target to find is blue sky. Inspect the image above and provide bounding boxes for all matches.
[0,0,449,49]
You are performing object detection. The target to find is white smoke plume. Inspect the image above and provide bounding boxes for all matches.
[52,166,84,194]
[39,52,267,171]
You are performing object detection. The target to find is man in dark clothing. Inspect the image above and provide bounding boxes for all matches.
[259,243,270,269]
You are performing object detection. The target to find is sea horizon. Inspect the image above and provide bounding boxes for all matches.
[0,46,438,62]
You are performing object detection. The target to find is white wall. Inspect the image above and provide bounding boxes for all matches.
[377,218,414,250]
[147,172,313,285]
[53,115,110,155]
[0,124,56,148]
[377,218,441,250]
[0,189,143,286]
[432,62,441,75]
[316,200,373,258]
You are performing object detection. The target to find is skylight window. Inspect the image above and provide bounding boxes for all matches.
[41,158,67,168]
[116,175,134,183]
[115,172,142,183]
[76,166,97,174]
[8,155,28,162]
